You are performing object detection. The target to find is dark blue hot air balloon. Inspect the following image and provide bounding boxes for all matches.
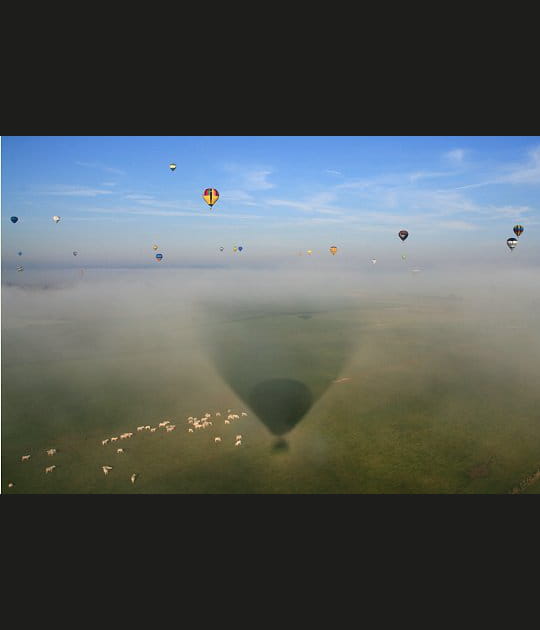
[238,246,243,252]
[155,253,163,261]
[513,224,524,237]
[11,216,19,223]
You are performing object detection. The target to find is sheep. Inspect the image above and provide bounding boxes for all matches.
[116,448,124,454]
[110,437,119,442]
[46,449,57,456]
[144,425,151,430]
[216,412,221,417]
[241,412,248,417]
[236,435,242,441]
[8,483,14,488]
[131,473,138,484]
[158,421,168,427]
[166,425,176,432]
[188,428,194,433]
[227,409,232,413]
[21,455,31,462]
[137,426,144,432]
[102,466,113,476]
[204,413,211,418]
[45,465,56,473]
[102,439,110,446]
[235,440,242,447]
[224,420,230,425]
[126,432,133,438]
[214,437,222,443]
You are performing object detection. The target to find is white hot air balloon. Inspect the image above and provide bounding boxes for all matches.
[52,216,61,224]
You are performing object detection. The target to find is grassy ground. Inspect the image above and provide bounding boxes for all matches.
[2,290,539,493]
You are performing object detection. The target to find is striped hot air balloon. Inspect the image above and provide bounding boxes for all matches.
[513,224,524,237]
[330,246,338,256]
[202,188,219,209]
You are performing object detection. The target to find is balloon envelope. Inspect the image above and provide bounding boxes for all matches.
[233,246,238,252]
[330,246,337,255]
[10,216,18,223]
[307,250,313,255]
[507,238,518,250]
[169,163,176,171]
[53,216,61,223]
[155,253,164,260]
[238,246,243,252]
[73,251,78,256]
[152,244,158,251]
[398,230,408,241]
[203,188,219,209]
[513,224,524,237]
[219,246,224,251]
[18,251,22,256]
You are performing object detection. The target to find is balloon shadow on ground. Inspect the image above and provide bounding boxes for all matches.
[248,378,312,449]
[198,298,358,448]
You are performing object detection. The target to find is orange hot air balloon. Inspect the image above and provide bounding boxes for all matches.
[330,246,338,256]
[203,188,219,209]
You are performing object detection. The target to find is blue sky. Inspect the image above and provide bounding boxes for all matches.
[2,136,539,268]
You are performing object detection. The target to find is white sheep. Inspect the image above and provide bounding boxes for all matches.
[150,427,157,432]
[235,441,242,447]
[131,473,138,484]
[215,437,222,443]
[224,420,230,425]
[216,412,221,417]
[236,435,242,441]
[21,455,31,462]
[241,412,248,417]
[111,437,119,442]
[137,426,144,432]
[46,449,57,456]
[102,439,110,445]
[102,465,113,475]
[116,448,124,454]
[188,428,194,433]
[8,483,14,488]
[45,465,56,473]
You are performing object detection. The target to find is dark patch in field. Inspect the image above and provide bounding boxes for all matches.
[248,379,312,436]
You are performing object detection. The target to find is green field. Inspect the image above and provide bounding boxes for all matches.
[2,269,539,493]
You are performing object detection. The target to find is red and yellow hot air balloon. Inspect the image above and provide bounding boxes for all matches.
[330,246,338,256]
[203,188,219,210]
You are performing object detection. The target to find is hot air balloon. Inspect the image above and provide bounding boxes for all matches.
[233,246,238,252]
[18,251,22,256]
[238,246,243,252]
[53,216,61,224]
[398,230,408,241]
[10,216,18,223]
[513,225,524,237]
[155,253,164,261]
[371,259,377,264]
[203,188,219,209]
[169,163,176,171]
[219,246,224,252]
[307,250,313,255]
[152,244,158,251]
[507,238,518,251]
[402,254,407,260]
[73,251,78,256]
[330,246,338,256]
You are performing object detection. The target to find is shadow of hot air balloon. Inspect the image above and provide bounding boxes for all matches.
[198,297,357,450]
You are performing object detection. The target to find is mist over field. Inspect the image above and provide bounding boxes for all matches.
[2,264,539,493]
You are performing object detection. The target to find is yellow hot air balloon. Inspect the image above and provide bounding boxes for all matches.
[233,246,238,252]
[307,250,313,255]
[330,246,338,256]
[152,244,158,251]
[203,188,219,209]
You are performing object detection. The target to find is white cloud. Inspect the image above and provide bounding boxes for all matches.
[223,164,275,190]
[499,146,540,184]
[76,161,126,175]
[439,220,476,231]
[443,149,466,164]
[42,186,114,197]
[325,169,343,176]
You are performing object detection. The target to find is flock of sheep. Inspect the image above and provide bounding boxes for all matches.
[7,408,249,491]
